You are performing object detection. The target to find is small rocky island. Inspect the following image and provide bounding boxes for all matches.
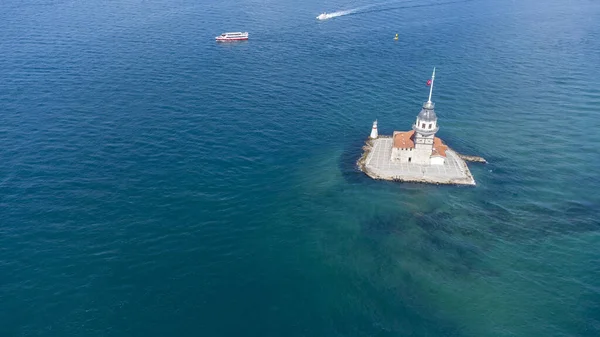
[357,68,485,186]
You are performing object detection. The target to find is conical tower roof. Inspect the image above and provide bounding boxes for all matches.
[418,103,437,122]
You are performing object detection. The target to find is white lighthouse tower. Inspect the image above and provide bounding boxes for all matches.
[411,67,439,165]
[369,120,378,139]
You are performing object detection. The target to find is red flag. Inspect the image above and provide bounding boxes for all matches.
[426,79,432,86]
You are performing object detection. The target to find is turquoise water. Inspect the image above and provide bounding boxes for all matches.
[1,0,599,336]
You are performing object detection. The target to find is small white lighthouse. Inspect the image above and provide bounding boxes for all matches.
[370,120,378,139]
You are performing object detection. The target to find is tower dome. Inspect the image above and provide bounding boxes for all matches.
[417,103,437,122]
[413,101,439,136]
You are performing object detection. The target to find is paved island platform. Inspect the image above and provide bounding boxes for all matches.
[357,137,476,186]
[357,68,484,186]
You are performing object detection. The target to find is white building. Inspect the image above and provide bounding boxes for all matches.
[390,68,448,165]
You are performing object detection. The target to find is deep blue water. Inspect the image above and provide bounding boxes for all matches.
[1,0,600,336]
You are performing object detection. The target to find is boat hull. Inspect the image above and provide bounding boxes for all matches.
[215,37,248,42]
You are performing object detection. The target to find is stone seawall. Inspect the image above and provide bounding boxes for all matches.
[356,138,375,170]
[458,154,487,163]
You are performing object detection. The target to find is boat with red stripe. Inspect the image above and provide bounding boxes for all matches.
[215,32,248,42]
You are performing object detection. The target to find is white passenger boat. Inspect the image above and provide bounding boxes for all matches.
[215,32,249,42]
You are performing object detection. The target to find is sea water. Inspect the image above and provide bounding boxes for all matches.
[1,0,599,336]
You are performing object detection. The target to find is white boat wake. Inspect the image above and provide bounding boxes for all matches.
[316,9,356,20]
[316,1,402,20]
[316,0,469,20]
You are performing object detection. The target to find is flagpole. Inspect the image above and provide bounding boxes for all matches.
[427,67,436,104]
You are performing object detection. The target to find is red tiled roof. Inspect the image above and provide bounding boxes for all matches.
[392,131,448,158]
[432,137,448,157]
[392,130,415,149]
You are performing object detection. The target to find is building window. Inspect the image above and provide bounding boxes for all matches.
[408,157,412,162]
[421,123,425,128]
[428,123,432,129]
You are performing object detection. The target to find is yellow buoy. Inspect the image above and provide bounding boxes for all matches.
[394,33,399,40]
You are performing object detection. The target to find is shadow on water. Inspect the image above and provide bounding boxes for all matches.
[360,209,497,279]
[476,166,600,239]
[361,212,409,237]
[338,210,463,336]
[337,137,372,185]
[340,135,600,242]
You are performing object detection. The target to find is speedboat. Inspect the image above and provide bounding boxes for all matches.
[215,32,249,42]
[316,13,328,20]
